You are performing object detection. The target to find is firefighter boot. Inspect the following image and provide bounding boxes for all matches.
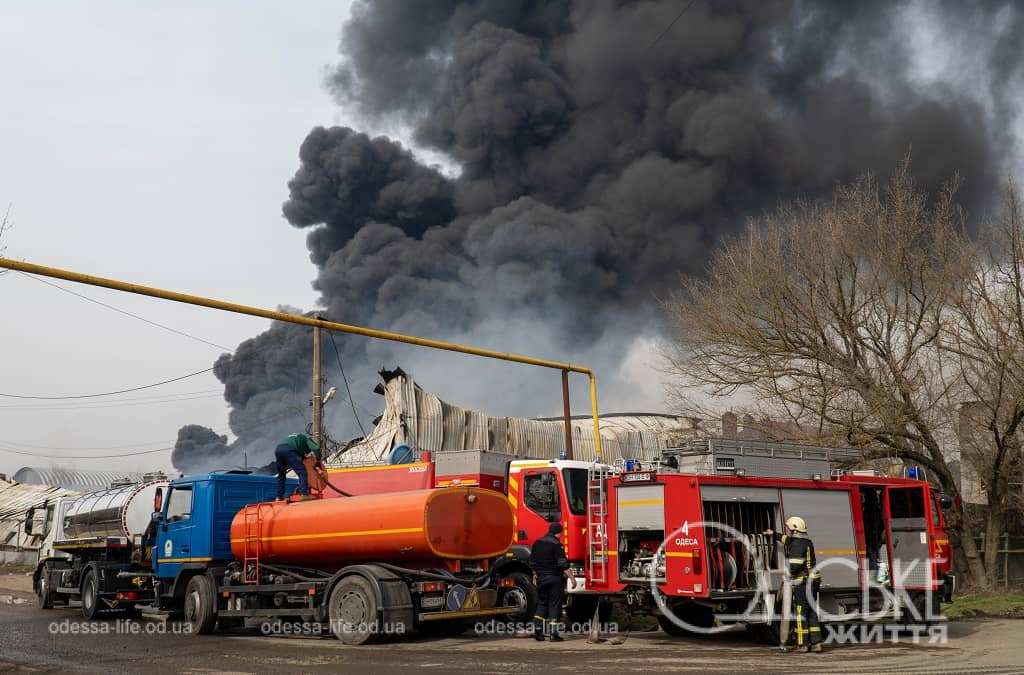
[808,643,822,653]
[533,618,545,641]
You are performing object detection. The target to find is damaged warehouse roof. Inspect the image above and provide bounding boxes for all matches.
[12,467,147,492]
[0,476,81,552]
[325,368,706,465]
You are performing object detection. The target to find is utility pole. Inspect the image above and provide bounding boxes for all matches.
[312,315,324,446]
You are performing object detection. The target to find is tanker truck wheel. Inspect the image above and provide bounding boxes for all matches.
[184,575,218,635]
[497,572,538,624]
[81,570,101,620]
[37,563,57,610]
[328,576,380,645]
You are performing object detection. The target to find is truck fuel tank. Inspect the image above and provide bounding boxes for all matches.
[229,486,514,564]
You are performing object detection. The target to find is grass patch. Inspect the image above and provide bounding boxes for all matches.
[944,592,1024,619]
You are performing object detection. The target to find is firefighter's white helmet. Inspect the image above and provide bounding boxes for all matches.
[785,516,807,533]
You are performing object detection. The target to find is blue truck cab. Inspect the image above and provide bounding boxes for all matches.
[153,472,294,605]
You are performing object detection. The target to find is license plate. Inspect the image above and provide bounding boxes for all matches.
[420,595,444,609]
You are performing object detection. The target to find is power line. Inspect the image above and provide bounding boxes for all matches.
[0,437,180,451]
[0,409,306,461]
[19,271,235,352]
[0,388,221,409]
[647,0,698,50]
[328,331,367,437]
[0,367,215,400]
[0,393,225,412]
[0,444,175,460]
[571,0,700,120]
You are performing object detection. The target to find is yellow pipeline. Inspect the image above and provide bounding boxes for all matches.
[0,257,604,457]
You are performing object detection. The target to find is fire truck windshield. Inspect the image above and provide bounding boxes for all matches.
[562,468,588,515]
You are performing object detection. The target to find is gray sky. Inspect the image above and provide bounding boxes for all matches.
[0,1,356,475]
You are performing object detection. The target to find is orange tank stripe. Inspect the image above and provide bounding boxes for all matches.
[231,527,423,544]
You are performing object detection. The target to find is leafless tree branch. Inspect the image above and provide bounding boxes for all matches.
[660,161,1023,588]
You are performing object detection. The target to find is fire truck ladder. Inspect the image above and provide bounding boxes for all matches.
[242,503,268,584]
[587,463,612,583]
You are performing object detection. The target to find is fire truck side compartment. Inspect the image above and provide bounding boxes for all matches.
[779,488,860,588]
[616,485,665,530]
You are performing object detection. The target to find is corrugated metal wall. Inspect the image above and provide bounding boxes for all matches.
[0,478,81,551]
[12,467,145,492]
[325,372,689,466]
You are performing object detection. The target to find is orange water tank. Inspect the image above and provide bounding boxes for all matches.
[229,487,513,564]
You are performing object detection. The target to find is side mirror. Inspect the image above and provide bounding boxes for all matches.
[939,494,953,509]
[24,507,35,535]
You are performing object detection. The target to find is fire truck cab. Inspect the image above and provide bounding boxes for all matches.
[585,440,954,639]
[505,458,617,623]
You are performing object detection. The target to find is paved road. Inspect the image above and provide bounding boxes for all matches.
[1,579,1022,674]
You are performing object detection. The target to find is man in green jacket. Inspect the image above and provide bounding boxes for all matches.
[275,433,322,501]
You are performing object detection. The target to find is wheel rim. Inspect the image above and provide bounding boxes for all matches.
[185,589,200,623]
[338,589,368,626]
[84,578,95,611]
[502,587,527,610]
[39,573,47,598]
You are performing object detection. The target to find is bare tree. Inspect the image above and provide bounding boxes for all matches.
[942,183,1024,581]
[0,203,11,263]
[660,161,1006,586]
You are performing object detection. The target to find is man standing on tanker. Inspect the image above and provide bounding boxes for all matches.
[274,433,322,501]
[765,516,822,653]
[529,522,575,641]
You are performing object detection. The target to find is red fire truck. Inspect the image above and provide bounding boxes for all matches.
[583,439,955,640]
[317,438,955,639]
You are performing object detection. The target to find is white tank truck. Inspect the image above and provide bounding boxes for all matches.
[26,475,168,618]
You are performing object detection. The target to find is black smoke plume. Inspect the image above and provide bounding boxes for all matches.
[174,0,1023,472]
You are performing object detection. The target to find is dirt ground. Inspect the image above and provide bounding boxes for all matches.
[0,570,33,594]
[2,573,1021,674]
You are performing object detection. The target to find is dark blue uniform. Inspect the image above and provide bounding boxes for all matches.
[529,526,569,639]
[275,433,321,500]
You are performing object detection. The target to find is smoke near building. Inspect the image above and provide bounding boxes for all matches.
[174,0,1023,472]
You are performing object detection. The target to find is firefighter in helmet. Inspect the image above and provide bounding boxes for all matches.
[766,516,822,653]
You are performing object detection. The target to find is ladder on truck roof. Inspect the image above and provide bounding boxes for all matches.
[242,503,269,584]
[586,463,613,584]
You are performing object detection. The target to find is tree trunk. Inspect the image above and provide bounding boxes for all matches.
[940,486,987,589]
[950,525,987,589]
[982,504,1005,581]
[932,468,987,588]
